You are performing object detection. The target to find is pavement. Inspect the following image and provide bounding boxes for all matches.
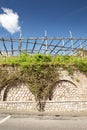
[0,114,87,130]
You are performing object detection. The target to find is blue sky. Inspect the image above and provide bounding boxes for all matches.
[0,0,87,38]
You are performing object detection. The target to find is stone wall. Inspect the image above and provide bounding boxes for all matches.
[0,82,37,112]
[0,67,87,114]
[45,101,87,113]
[0,101,37,112]
[50,80,79,101]
[44,69,87,114]
[3,83,35,101]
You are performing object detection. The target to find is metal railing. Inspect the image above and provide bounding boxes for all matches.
[0,37,87,56]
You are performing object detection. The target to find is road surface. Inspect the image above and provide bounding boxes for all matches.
[0,115,87,130]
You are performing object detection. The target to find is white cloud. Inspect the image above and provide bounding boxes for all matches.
[0,7,21,34]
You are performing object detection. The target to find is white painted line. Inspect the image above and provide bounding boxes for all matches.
[0,115,11,125]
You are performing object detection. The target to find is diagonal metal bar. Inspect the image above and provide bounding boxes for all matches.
[68,40,87,55]
[32,39,37,53]
[2,38,8,55]
[44,39,54,54]
[55,39,71,54]
[0,50,2,55]
[26,39,29,52]
[82,42,87,49]
[75,40,87,49]
[10,38,14,55]
[50,39,62,54]
[70,40,87,55]
[38,39,46,53]
[62,39,80,55]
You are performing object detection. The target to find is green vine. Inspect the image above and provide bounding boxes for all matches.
[0,53,87,111]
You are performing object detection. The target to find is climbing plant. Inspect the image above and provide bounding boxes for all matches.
[0,53,87,111]
[21,64,59,111]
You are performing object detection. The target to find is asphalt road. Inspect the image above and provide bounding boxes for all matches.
[0,115,87,130]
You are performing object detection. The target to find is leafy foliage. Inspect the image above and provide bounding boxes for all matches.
[0,53,87,111]
[21,64,58,100]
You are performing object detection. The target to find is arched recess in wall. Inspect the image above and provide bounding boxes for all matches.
[3,83,35,101]
[49,80,79,101]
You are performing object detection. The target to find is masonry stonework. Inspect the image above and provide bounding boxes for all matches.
[45,69,87,113]
[0,67,87,114]
[0,83,37,112]
[3,83,35,101]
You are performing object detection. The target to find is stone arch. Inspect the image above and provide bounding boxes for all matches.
[3,83,35,101]
[50,80,79,101]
